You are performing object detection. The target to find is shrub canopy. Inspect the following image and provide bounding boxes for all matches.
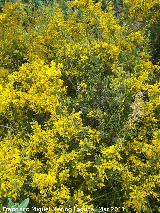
[0,0,160,212]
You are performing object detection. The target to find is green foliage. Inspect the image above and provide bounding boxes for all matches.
[149,18,160,64]
[1,198,29,213]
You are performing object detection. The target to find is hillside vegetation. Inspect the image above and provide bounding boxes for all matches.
[0,0,160,212]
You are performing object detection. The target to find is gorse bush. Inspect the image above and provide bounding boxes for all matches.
[0,0,160,212]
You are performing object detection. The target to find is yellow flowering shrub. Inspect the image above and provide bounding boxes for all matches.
[123,0,160,25]
[0,2,28,70]
[120,75,160,212]
[0,0,160,212]
[0,59,105,209]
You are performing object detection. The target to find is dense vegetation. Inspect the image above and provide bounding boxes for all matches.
[0,0,160,212]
